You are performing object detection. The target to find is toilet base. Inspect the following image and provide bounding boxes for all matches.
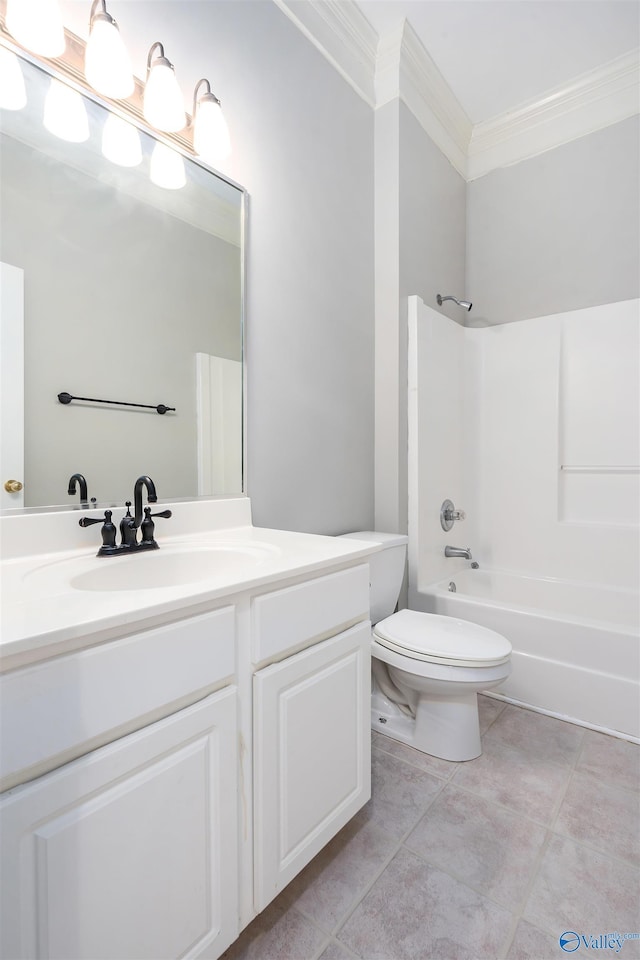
[371,684,482,762]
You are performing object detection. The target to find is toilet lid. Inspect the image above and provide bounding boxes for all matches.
[373,609,511,667]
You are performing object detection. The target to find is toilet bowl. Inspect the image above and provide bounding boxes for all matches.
[371,609,511,761]
[339,532,512,763]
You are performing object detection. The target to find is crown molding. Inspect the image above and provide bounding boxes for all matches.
[467,49,640,180]
[274,0,640,182]
[376,20,472,179]
[271,0,377,106]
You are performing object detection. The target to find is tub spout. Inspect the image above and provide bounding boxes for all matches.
[445,545,472,559]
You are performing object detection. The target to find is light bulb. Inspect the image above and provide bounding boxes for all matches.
[43,79,89,142]
[194,95,231,167]
[102,114,142,167]
[6,0,65,57]
[149,142,186,190]
[143,43,186,133]
[0,48,27,111]
[85,13,134,99]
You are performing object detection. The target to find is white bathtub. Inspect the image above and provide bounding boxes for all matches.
[413,569,640,739]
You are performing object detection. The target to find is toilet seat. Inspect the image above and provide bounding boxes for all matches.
[373,609,511,668]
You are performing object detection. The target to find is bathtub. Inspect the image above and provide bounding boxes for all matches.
[412,568,640,740]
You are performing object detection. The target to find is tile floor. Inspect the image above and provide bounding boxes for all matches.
[223,696,640,960]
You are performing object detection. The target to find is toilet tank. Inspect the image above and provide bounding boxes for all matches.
[338,531,408,624]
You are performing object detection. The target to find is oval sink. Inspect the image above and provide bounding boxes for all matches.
[23,542,280,594]
[74,544,277,591]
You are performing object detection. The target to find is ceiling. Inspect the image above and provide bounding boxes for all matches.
[354,0,640,124]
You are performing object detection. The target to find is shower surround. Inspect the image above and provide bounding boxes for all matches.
[407,296,640,738]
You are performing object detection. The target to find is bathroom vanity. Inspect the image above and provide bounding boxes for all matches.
[0,498,377,959]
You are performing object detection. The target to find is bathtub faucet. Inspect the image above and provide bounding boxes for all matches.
[445,545,472,560]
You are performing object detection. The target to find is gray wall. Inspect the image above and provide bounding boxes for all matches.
[64,1,376,535]
[399,104,467,321]
[374,100,401,535]
[398,104,467,535]
[467,115,640,325]
[374,101,467,538]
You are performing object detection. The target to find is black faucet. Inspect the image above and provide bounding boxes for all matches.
[79,476,171,556]
[133,475,158,528]
[68,473,89,506]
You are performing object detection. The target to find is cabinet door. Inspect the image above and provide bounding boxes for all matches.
[253,623,371,912]
[1,689,238,960]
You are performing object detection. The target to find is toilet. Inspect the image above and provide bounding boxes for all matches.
[340,531,512,762]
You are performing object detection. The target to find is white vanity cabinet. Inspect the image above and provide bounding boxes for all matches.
[0,541,375,960]
[0,607,240,960]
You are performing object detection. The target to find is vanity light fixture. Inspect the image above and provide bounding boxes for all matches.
[43,78,89,142]
[101,114,142,167]
[192,78,231,167]
[0,47,27,110]
[84,0,134,100]
[6,0,65,57]
[149,141,186,190]
[143,42,186,133]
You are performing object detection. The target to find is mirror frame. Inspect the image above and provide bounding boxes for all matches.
[0,26,248,515]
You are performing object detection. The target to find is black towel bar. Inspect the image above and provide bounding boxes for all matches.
[58,392,175,415]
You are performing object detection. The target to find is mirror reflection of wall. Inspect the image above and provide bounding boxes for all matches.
[0,51,245,509]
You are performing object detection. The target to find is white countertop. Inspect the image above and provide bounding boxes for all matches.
[1,501,380,670]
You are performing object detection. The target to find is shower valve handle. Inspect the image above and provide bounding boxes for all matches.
[440,499,466,531]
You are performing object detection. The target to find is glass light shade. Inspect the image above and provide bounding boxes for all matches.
[149,142,186,190]
[102,114,142,167]
[0,48,27,111]
[193,98,231,166]
[43,79,89,143]
[85,18,134,99]
[143,61,186,133]
[6,0,65,57]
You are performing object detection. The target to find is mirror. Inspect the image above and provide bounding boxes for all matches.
[0,49,245,511]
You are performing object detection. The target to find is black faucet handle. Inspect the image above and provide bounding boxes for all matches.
[99,510,117,548]
[79,512,108,527]
[79,509,117,555]
[140,507,172,546]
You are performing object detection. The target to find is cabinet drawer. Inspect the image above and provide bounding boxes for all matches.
[0,606,235,791]
[251,564,370,666]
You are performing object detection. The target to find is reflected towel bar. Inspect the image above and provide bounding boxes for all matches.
[58,392,175,415]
